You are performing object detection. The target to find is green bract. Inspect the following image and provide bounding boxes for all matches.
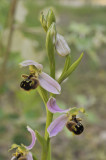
[46,22,56,78]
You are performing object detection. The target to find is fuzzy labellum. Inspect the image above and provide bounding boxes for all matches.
[12,152,33,160]
[12,153,27,160]
[66,116,84,135]
[20,75,39,91]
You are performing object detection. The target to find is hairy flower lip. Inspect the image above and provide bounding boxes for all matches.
[20,60,61,94]
[26,126,36,150]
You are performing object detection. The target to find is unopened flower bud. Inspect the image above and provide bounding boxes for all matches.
[55,33,71,56]
[40,12,47,32]
[46,9,56,29]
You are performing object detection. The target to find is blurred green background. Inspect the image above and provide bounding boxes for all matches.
[0,0,106,160]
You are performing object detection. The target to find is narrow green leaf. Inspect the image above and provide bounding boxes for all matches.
[35,130,46,146]
[59,54,71,78]
[58,52,84,83]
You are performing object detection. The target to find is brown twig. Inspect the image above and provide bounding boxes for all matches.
[0,0,18,86]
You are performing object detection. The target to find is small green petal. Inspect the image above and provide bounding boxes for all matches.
[69,107,85,116]
[79,107,85,113]
[9,144,19,152]
[35,130,46,147]
[40,12,47,32]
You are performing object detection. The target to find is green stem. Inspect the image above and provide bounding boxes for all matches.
[40,20,56,160]
[45,110,53,139]
[37,87,53,160]
[45,111,53,160]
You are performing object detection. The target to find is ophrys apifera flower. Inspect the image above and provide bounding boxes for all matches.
[47,97,85,137]
[20,60,61,94]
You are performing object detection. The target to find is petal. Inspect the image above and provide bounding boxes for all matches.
[20,60,43,70]
[56,33,71,56]
[26,126,36,150]
[27,152,33,160]
[38,72,61,94]
[47,97,70,113]
[47,114,68,137]
[11,156,16,160]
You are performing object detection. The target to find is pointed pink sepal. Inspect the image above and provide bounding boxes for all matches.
[26,126,36,150]
[38,72,61,94]
[20,60,43,70]
[27,152,33,160]
[47,114,68,137]
[11,156,16,160]
[47,97,70,113]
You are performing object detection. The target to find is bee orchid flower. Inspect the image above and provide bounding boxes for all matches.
[20,60,61,94]
[10,126,36,160]
[47,97,85,137]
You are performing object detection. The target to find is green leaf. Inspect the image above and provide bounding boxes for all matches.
[58,52,84,83]
[59,54,71,78]
[35,130,46,147]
